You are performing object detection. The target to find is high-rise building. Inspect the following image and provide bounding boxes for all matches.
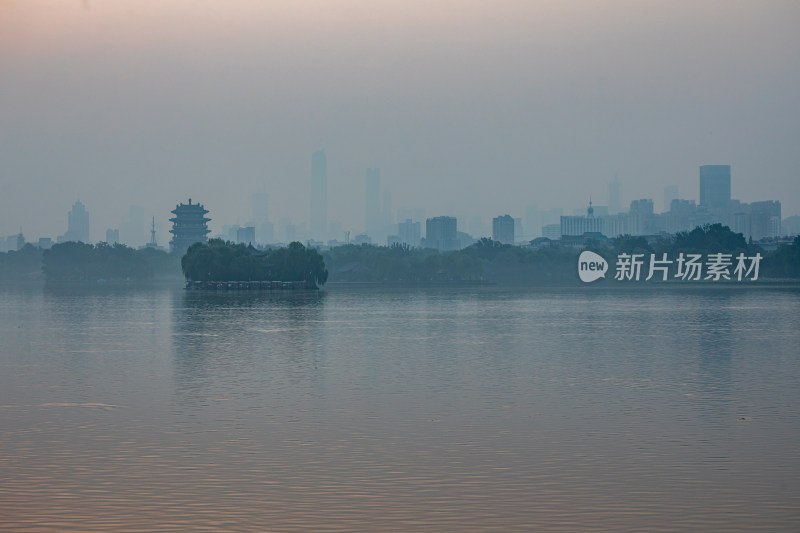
[699,165,731,211]
[397,219,421,247]
[492,215,515,244]
[628,199,655,235]
[169,199,211,254]
[733,200,781,241]
[310,150,327,239]
[365,168,381,234]
[65,201,90,243]
[425,216,458,251]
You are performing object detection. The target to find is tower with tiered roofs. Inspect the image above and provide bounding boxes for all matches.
[169,199,211,254]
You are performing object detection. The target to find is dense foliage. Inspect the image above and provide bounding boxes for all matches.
[41,242,181,282]
[181,239,328,287]
[323,238,581,284]
[323,225,800,285]
[0,244,43,280]
[761,235,800,278]
[4,225,799,285]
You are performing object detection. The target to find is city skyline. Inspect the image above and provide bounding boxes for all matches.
[2,1,799,241]
[1,159,792,252]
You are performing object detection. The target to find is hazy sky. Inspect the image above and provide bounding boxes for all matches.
[1,0,799,242]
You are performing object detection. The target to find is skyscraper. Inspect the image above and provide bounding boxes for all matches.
[397,219,421,247]
[65,201,90,243]
[365,168,381,234]
[425,216,458,251]
[492,215,515,244]
[699,165,731,211]
[310,150,327,239]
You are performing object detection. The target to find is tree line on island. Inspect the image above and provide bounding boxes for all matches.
[0,223,798,285]
[181,239,328,288]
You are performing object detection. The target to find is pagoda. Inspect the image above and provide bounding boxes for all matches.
[169,199,211,254]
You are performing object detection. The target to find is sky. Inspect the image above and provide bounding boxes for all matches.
[1,0,799,243]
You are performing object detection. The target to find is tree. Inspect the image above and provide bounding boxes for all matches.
[181,240,328,287]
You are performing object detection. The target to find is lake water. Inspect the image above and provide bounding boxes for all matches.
[1,284,799,531]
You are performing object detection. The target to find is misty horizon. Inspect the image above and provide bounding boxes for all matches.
[2,1,799,243]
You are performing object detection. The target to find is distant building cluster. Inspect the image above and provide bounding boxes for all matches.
[3,160,798,254]
[553,165,783,245]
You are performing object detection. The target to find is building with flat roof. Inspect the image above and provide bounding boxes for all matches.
[63,201,90,243]
[425,216,458,251]
[700,165,731,211]
[560,201,603,237]
[492,215,515,244]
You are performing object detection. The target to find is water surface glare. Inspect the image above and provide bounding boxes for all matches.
[1,285,799,531]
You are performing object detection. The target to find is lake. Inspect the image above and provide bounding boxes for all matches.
[1,284,799,531]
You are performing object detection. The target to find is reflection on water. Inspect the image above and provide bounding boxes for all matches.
[1,285,799,531]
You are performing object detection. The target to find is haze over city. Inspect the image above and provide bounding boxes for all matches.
[2,0,799,243]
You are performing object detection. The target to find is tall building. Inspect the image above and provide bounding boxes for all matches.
[732,200,781,241]
[425,216,458,251]
[169,199,211,254]
[628,199,655,235]
[397,219,421,247]
[310,150,327,239]
[65,201,90,243]
[492,214,515,244]
[365,168,381,234]
[699,165,731,211]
